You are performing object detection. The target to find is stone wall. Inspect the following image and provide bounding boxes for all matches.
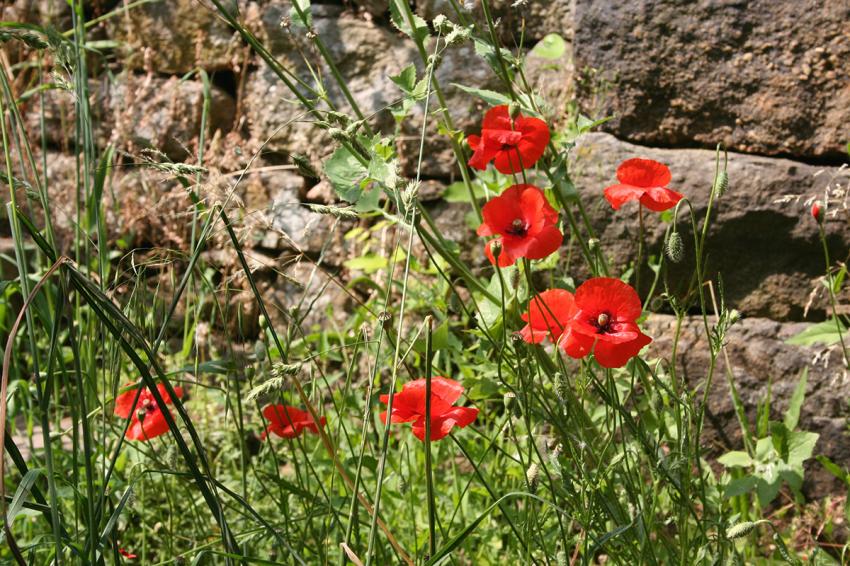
[8,0,850,494]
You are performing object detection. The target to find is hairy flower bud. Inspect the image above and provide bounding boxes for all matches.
[665,231,684,263]
[489,240,503,261]
[713,170,729,197]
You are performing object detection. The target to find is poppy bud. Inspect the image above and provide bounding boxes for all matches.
[508,101,521,120]
[587,238,599,252]
[489,240,503,261]
[811,201,822,222]
[665,231,684,263]
[378,310,392,329]
[258,314,268,330]
[503,391,520,415]
[713,170,729,197]
[397,475,408,495]
[555,372,569,401]
[526,462,540,493]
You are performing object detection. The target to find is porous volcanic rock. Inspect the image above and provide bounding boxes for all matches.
[571,133,850,321]
[25,74,235,162]
[573,0,850,159]
[105,0,252,73]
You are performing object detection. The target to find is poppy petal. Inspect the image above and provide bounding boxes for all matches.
[592,331,652,368]
[616,158,671,188]
[560,330,594,360]
[603,184,646,210]
[574,278,643,322]
[640,187,684,212]
[525,225,563,260]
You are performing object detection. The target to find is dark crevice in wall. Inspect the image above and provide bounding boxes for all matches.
[606,132,850,169]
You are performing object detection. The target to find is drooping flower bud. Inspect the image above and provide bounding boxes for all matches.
[713,170,729,197]
[811,201,822,222]
[665,231,684,263]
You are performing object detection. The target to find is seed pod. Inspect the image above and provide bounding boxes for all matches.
[713,170,729,197]
[665,231,684,263]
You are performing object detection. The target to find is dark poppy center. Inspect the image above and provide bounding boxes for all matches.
[506,218,527,236]
[594,312,612,334]
[500,142,517,151]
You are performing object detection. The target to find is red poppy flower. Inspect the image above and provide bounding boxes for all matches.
[261,405,326,439]
[560,278,652,368]
[118,548,137,560]
[811,201,822,222]
[114,383,184,441]
[380,377,478,441]
[467,105,550,174]
[604,158,683,212]
[519,289,577,344]
[477,184,563,267]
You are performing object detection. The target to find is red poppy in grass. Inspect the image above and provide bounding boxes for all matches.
[477,184,563,267]
[519,289,577,344]
[560,277,652,368]
[604,158,683,212]
[467,105,550,174]
[261,405,326,440]
[118,548,137,560]
[114,383,184,441]
[380,377,478,441]
[811,201,822,222]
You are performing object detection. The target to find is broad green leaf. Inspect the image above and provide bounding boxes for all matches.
[451,83,511,107]
[443,180,487,203]
[784,367,807,430]
[389,0,429,43]
[717,450,753,468]
[344,253,388,273]
[723,476,758,498]
[787,430,818,466]
[786,319,847,346]
[390,64,417,93]
[324,146,367,203]
[529,33,567,60]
